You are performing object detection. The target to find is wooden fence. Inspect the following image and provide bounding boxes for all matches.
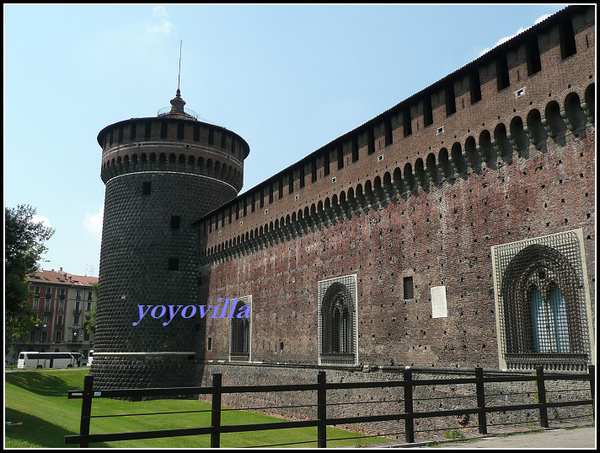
[65,365,594,448]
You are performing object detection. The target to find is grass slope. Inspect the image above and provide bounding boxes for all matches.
[5,368,386,448]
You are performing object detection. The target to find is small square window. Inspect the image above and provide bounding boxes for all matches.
[168,258,179,271]
[171,215,181,230]
[142,181,152,195]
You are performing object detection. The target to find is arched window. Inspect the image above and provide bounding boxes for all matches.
[230,297,251,361]
[318,275,358,365]
[492,230,592,371]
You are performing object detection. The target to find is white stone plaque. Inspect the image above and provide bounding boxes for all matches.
[431,286,448,318]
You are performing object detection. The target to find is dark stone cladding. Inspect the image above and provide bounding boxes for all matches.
[92,170,238,390]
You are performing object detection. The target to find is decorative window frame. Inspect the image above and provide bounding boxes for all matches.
[229,295,252,362]
[491,229,594,371]
[318,274,359,366]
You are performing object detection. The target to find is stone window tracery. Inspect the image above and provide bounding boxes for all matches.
[492,230,593,371]
[318,275,358,365]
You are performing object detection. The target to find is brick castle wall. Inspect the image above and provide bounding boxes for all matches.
[196,6,595,371]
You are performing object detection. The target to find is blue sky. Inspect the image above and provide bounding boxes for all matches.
[4,3,568,277]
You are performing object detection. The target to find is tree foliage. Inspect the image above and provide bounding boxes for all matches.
[85,282,98,336]
[5,204,55,348]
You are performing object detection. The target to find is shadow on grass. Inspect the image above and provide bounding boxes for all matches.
[4,407,110,448]
[5,371,74,397]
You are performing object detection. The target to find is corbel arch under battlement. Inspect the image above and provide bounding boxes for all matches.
[200,85,595,263]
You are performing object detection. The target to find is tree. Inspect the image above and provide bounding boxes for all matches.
[5,205,54,350]
[84,282,98,337]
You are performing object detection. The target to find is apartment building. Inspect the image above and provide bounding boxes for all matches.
[8,268,98,364]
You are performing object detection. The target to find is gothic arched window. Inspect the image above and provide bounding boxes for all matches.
[230,297,251,361]
[318,275,358,365]
[492,230,593,371]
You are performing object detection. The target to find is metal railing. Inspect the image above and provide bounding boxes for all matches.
[64,365,594,448]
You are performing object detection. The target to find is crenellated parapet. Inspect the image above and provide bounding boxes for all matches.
[98,116,249,191]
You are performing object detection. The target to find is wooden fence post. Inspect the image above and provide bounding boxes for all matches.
[475,367,487,435]
[403,369,415,443]
[535,366,548,428]
[79,374,94,448]
[211,373,222,448]
[317,371,327,448]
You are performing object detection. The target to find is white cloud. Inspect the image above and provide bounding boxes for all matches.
[147,6,174,39]
[84,206,104,240]
[478,14,551,57]
[535,14,552,25]
[32,214,52,229]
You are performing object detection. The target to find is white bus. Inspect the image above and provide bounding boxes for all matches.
[17,351,84,369]
[87,350,94,366]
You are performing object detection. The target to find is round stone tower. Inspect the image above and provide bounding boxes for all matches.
[91,90,249,389]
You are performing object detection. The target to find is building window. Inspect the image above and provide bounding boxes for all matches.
[526,38,542,75]
[229,297,251,361]
[423,96,433,127]
[530,283,570,353]
[403,276,414,299]
[352,136,359,162]
[446,83,456,116]
[130,122,137,140]
[33,299,39,309]
[492,229,593,371]
[142,181,152,195]
[168,258,179,271]
[559,18,577,59]
[367,128,375,154]
[496,55,510,91]
[299,165,305,188]
[30,331,36,342]
[403,108,412,136]
[59,300,64,311]
[56,331,62,342]
[207,337,212,351]
[171,215,181,230]
[318,274,358,366]
[469,70,482,104]
[384,118,393,146]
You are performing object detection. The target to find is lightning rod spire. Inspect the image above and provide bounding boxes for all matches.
[177,40,182,94]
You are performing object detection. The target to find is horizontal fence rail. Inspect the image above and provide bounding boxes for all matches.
[65,365,594,448]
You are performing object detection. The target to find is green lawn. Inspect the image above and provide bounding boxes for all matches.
[5,368,388,448]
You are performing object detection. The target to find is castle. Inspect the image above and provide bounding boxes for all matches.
[91,5,595,390]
